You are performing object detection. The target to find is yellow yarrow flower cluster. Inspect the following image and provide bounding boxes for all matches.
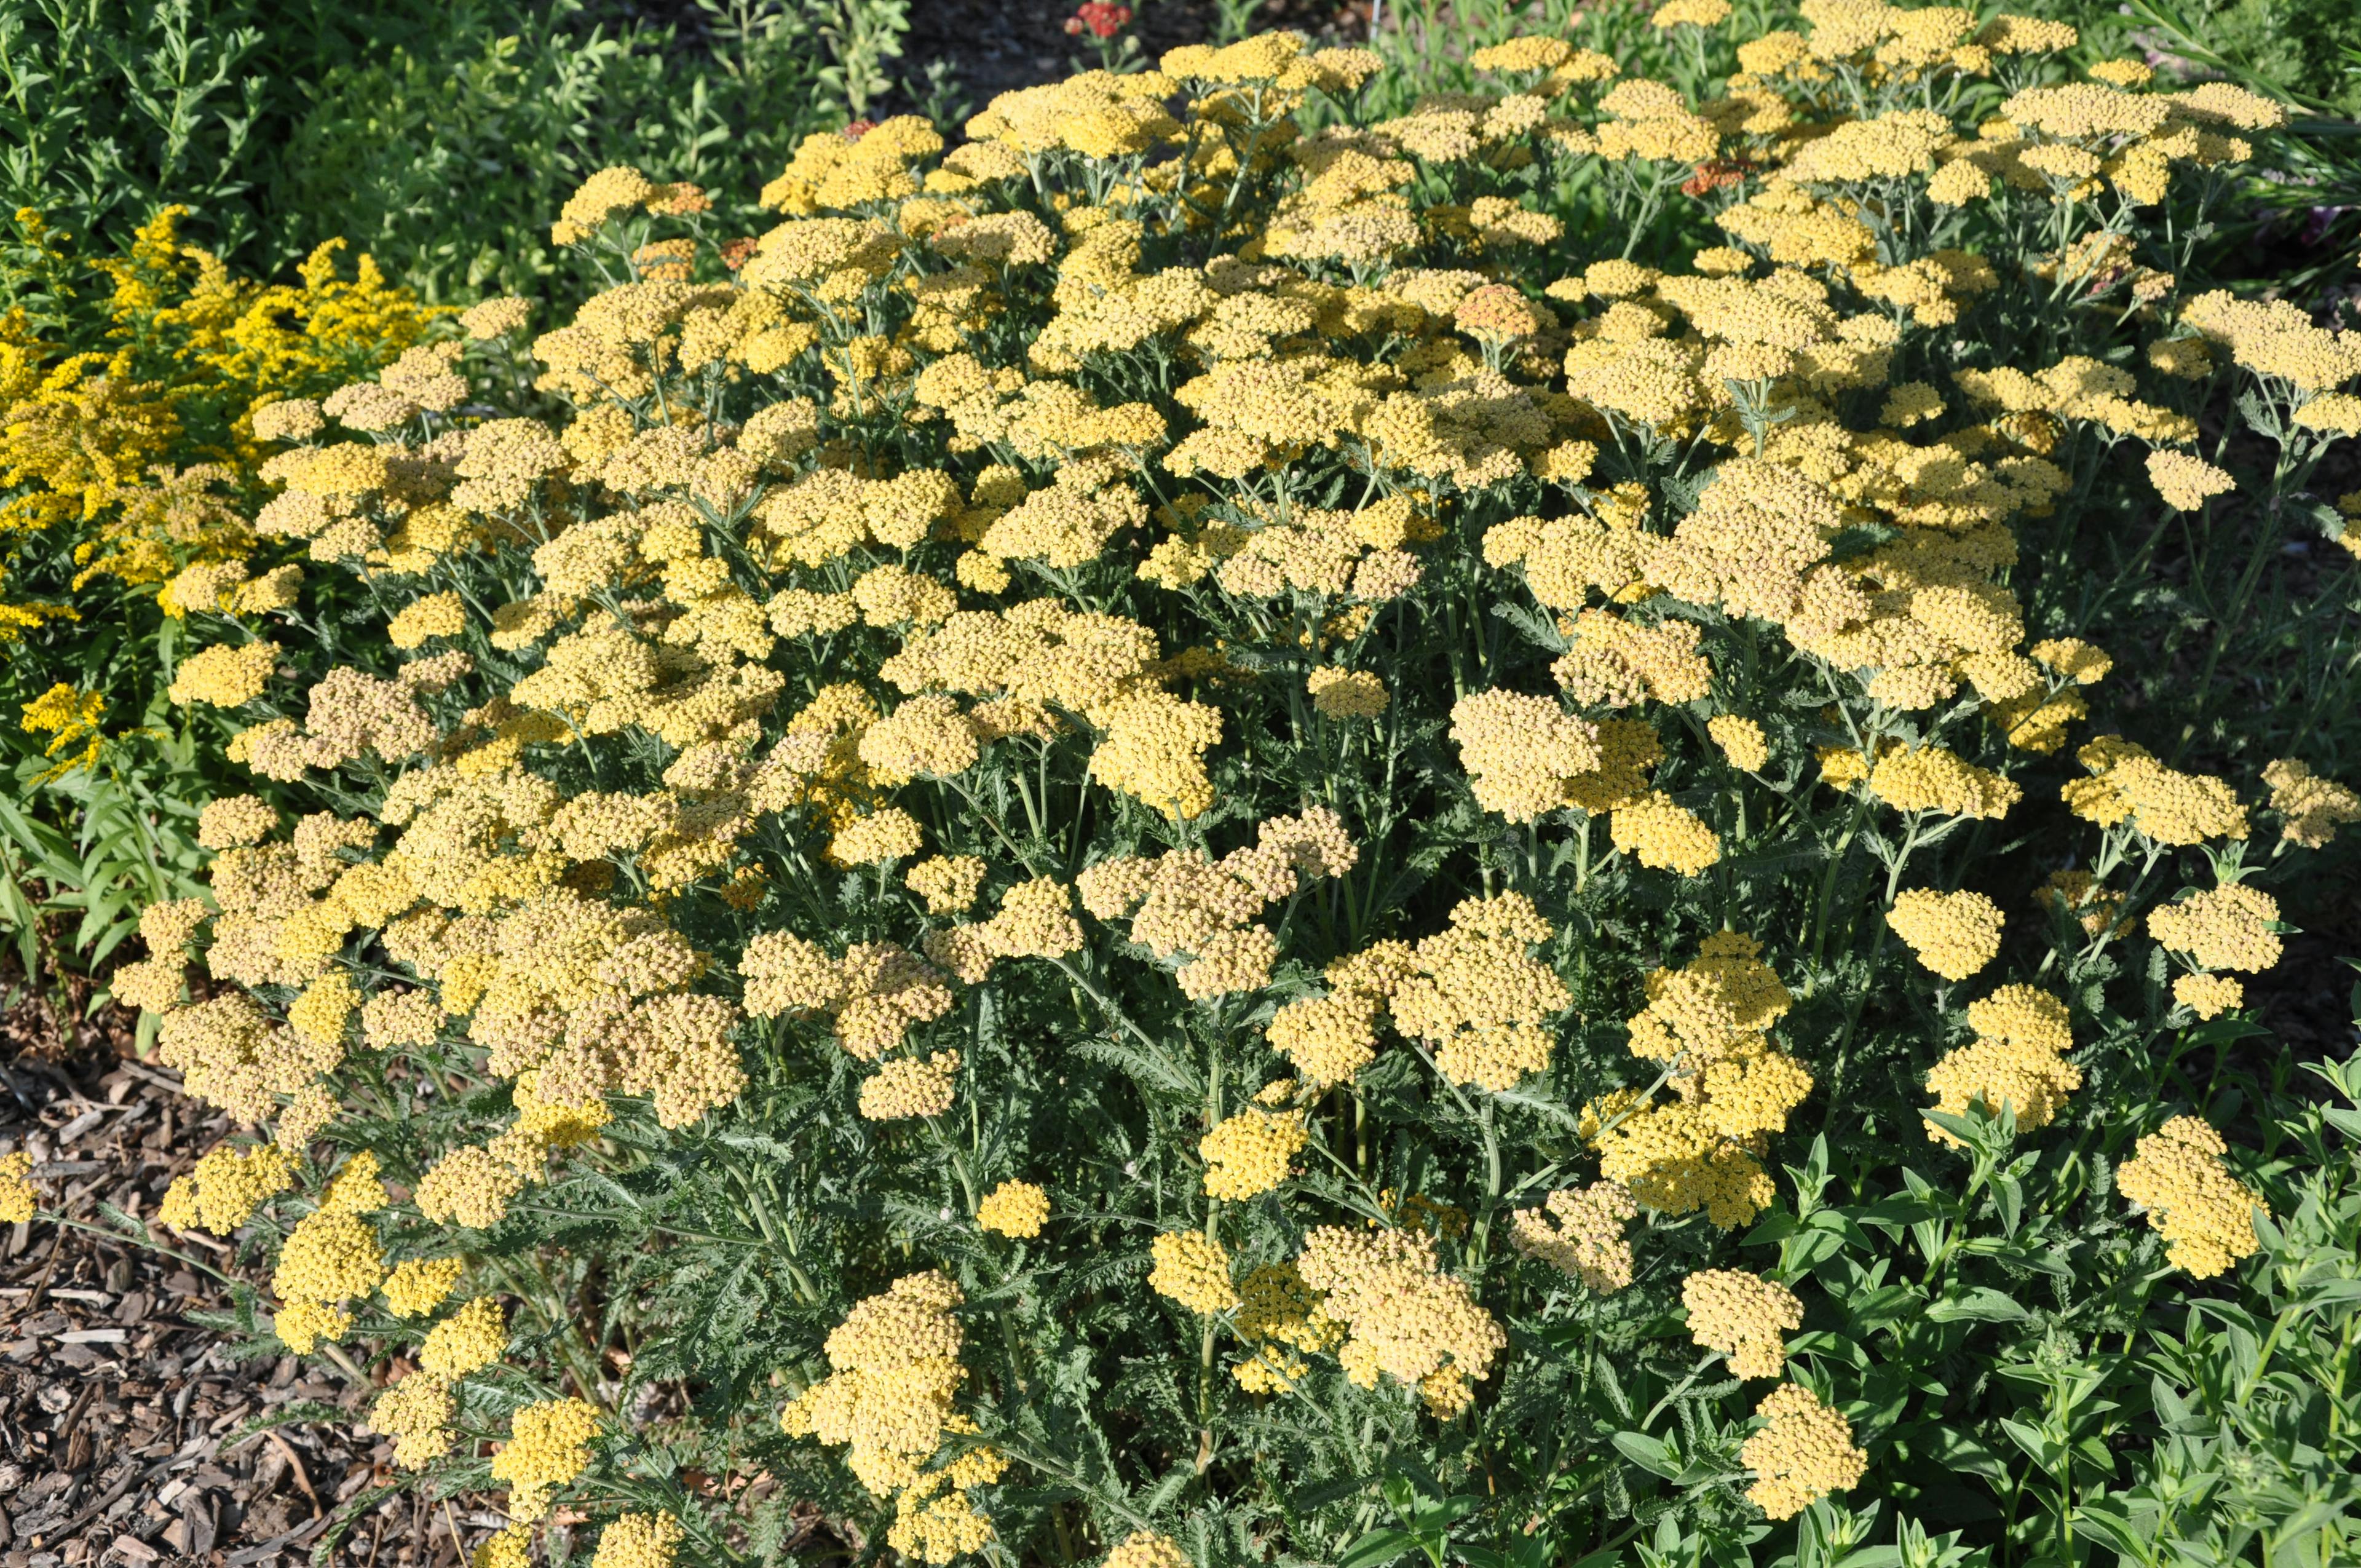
[1296,1225,1507,1417]
[0,1151,36,1224]
[1924,985,2079,1141]
[1741,1384,1869,1520]
[491,1398,603,1521]
[1508,1182,1638,1293]
[1683,1269,1803,1378]
[1596,934,1803,1229]
[976,1179,1050,1238]
[2116,1116,2264,1278]
[1886,888,2004,980]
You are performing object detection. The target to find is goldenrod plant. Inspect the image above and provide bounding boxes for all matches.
[0,205,438,986]
[11,7,2361,1566]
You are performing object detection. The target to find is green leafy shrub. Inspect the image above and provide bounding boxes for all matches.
[0,0,914,300]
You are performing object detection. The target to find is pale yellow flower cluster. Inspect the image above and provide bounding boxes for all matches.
[2148,884,2282,973]
[1200,1108,1309,1200]
[1886,888,2004,980]
[781,1271,971,1499]
[976,1179,1050,1238]
[1295,1225,1506,1417]
[1230,1263,1345,1393]
[1592,933,1801,1229]
[1149,1230,1240,1313]
[1741,1384,1868,1520]
[1924,985,2079,1141]
[2116,1116,2265,1278]
[0,1152,36,1225]
[2063,737,2247,845]
[1682,1269,1803,1378]
[491,1397,603,1521]
[1508,1182,1638,1293]
[2262,758,2361,849]
[1077,809,1356,1001]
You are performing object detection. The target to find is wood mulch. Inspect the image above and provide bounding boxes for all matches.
[0,1029,512,1568]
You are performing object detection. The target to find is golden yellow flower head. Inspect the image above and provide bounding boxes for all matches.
[384,1256,468,1318]
[2172,973,2244,1020]
[492,1397,604,1521]
[1741,1384,1867,1519]
[1149,1230,1240,1313]
[1682,1269,1803,1378]
[2117,1115,2264,1278]
[1924,984,2079,1141]
[0,1150,36,1225]
[1200,1108,1309,1200]
[420,1296,509,1379]
[591,1512,685,1568]
[272,1208,386,1305]
[976,1179,1050,1238]
[1886,888,2004,980]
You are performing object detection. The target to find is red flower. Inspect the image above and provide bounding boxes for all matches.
[1068,2,1131,39]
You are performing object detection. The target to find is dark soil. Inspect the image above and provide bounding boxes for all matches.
[0,1035,515,1568]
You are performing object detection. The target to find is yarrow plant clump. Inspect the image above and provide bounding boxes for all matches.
[29,8,2361,1567]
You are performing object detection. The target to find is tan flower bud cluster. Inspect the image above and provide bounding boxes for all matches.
[368,1372,457,1468]
[1307,666,1389,718]
[1682,1269,1802,1377]
[904,855,986,915]
[2116,1115,2264,1278]
[745,933,954,1059]
[1553,610,1712,707]
[1077,810,1356,1001]
[1508,1182,1637,1292]
[1102,1532,1188,1568]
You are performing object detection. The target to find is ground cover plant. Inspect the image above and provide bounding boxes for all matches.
[7,2,2361,1567]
